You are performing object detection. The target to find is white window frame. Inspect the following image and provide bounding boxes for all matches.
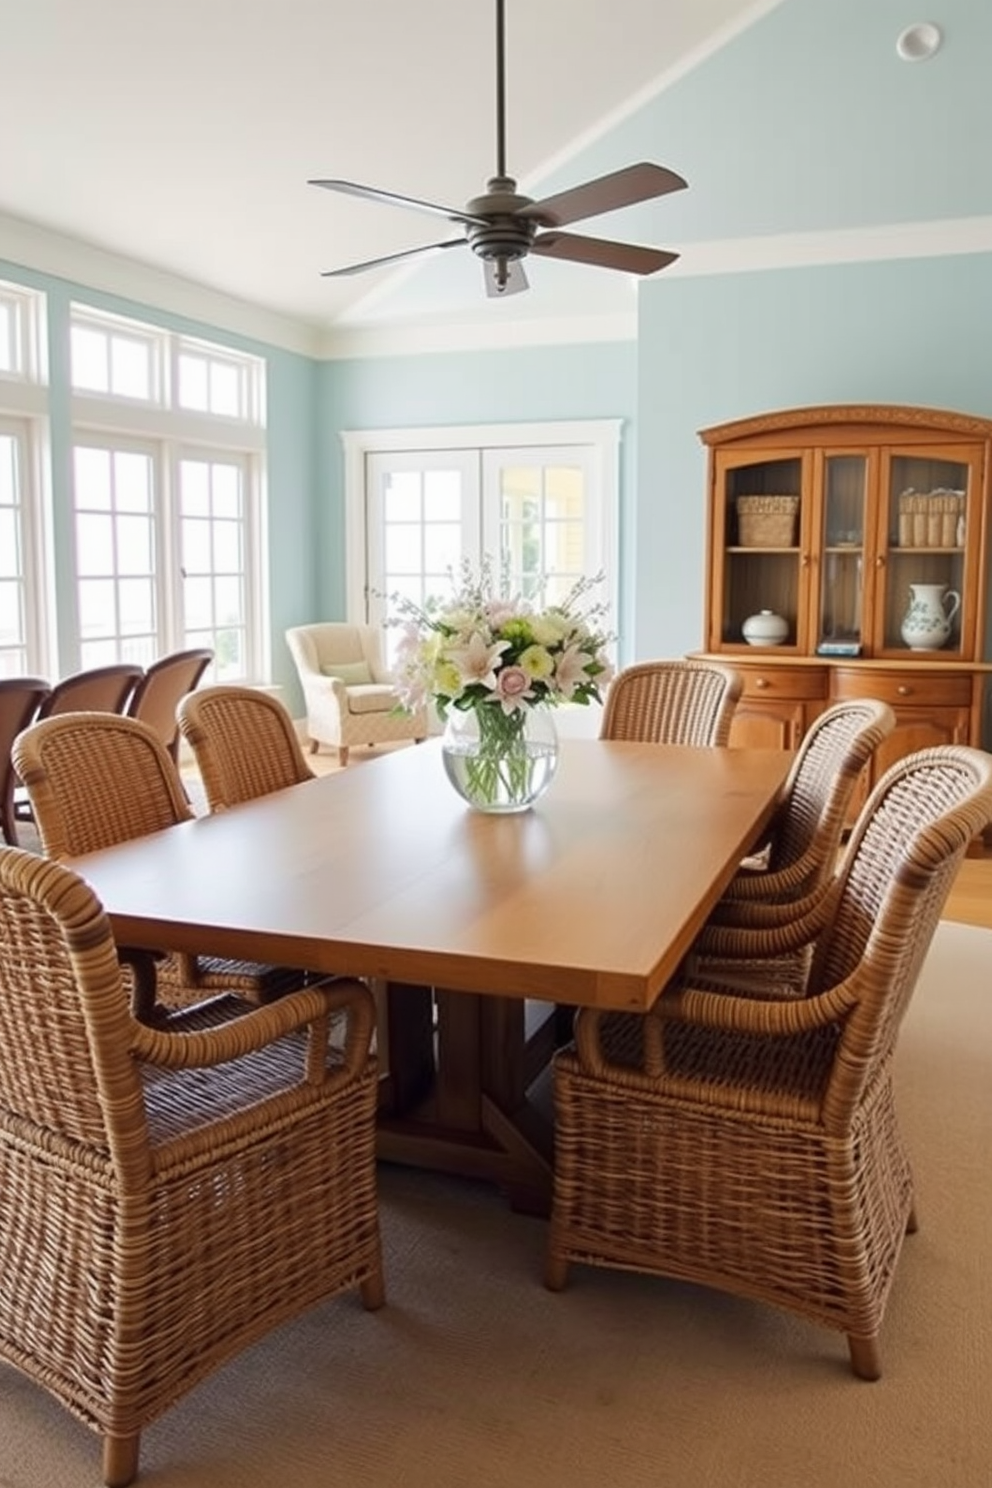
[342,419,621,632]
[0,282,53,675]
[67,304,268,680]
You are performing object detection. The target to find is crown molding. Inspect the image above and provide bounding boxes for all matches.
[0,211,321,357]
[5,207,992,365]
[667,215,992,278]
[316,310,638,361]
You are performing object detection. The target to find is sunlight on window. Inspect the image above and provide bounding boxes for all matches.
[114,451,153,513]
[71,326,109,393]
[110,336,151,400]
[0,304,13,374]
[210,361,240,417]
[178,353,209,411]
[74,446,112,509]
[0,509,17,577]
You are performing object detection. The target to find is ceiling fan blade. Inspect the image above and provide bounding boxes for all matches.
[309,178,485,227]
[531,231,678,276]
[320,238,467,278]
[519,163,688,229]
[484,259,529,297]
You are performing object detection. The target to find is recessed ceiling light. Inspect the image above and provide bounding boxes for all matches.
[896,22,942,61]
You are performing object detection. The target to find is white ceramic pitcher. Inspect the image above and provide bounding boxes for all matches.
[900,582,961,650]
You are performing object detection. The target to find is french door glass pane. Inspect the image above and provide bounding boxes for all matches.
[73,442,159,662]
[0,508,17,579]
[178,457,248,666]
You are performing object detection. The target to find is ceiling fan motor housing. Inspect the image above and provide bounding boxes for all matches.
[463,177,538,261]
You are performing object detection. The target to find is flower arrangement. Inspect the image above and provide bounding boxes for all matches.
[388,557,614,809]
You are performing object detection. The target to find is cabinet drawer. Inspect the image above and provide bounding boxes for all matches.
[737,665,827,702]
[831,668,974,708]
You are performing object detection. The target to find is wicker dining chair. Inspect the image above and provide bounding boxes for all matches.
[12,662,145,833]
[547,745,992,1380]
[12,712,315,1013]
[718,698,896,907]
[599,659,742,746]
[178,683,313,813]
[0,844,382,1488]
[0,675,50,845]
[126,646,213,762]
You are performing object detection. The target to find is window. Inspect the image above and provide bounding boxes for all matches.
[0,420,34,676]
[69,305,266,679]
[0,281,48,676]
[70,316,158,401]
[177,453,251,679]
[347,421,620,652]
[0,281,45,384]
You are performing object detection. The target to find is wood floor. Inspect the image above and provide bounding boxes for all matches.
[944,851,992,930]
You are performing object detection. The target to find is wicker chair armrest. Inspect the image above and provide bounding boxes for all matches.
[117,947,162,1021]
[573,975,857,1080]
[657,978,857,1037]
[130,977,375,1081]
[722,844,824,903]
[691,891,828,958]
[708,879,832,929]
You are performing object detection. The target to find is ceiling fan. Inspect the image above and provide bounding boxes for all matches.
[309,0,687,298]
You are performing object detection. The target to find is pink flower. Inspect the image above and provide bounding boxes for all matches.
[491,665,535,714]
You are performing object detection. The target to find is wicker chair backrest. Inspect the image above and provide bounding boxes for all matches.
[600,660,742,747]
[12,712,193,860]
[765,698,895,880]
[0,676,50,844]
[810,746,992,1126]
[178,684,313,813]
[0,847,142,1154]
[126,647,213,760]
[36,662,143,719]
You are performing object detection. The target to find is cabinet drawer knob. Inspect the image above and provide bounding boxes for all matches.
[754,677,769,689]
[897,684,912,696]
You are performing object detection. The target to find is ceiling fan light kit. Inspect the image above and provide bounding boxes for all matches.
[310,0,686,298]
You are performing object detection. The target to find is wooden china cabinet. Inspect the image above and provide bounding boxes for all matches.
[692,404,992,818]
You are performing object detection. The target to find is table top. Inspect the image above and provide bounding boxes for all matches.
[70,739,790,1013]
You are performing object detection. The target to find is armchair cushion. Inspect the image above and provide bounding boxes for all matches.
[321,661,373,685]
[346,682,401,716]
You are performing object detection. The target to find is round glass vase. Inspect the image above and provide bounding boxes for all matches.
[441,704,559,813]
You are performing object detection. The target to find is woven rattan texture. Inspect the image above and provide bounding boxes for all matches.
[0,846,383,1486]
[178,684,313,813]
[12,712,310,1010]
[723,699,896,906]
[548,745,992,1378]
[600,660,743,746]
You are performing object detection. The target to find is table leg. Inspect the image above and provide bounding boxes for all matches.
[375,987,555,1214]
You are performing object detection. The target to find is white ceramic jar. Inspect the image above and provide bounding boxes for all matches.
[742,610,789,646]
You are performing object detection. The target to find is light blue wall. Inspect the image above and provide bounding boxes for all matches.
[635,252,992,663]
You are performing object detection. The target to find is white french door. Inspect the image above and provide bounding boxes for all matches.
[347,421,620,653]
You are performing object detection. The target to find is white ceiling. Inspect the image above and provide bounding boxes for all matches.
[0,0,772,338]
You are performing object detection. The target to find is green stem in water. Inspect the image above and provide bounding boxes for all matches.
[464,705,532,806]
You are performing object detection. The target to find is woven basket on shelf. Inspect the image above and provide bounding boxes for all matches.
[736,494,799,547]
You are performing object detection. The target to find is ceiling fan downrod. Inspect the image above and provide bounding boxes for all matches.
[495,0,507,181]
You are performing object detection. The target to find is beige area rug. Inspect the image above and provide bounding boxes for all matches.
[2,921,991,1488]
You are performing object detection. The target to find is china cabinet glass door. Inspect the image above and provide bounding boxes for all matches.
[875,444,980,658]
[814,452,871,654]
[717,452,805,649]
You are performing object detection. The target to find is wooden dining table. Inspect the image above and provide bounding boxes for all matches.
[69,737,790,1212]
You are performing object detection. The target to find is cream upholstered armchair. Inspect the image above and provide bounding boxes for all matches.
[285,622,428,765]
